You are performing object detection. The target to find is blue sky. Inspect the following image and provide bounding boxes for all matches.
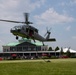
[0,0,76,50]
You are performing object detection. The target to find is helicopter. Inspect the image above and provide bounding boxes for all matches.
[0,13,56,45]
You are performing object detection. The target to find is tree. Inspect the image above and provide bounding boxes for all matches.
[60,47,64,56]
[55,46,60,51]
[55,46,60,57]
[66,49,71,57]
[48,47,53,51]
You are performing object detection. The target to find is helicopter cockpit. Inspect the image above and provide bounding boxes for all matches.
[11,26,22,32]
[12,26,22,30]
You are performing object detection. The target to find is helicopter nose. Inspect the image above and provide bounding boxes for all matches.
[10,28,15,32]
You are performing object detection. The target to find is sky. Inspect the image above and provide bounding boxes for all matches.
[0,0,76,51]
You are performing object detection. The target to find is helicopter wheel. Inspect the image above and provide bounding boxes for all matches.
[16,36,18,40]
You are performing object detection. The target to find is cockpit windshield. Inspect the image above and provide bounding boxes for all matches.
[11,26,22,30]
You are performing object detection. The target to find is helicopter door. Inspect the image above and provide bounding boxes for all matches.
[26,28,34,36]
[29,29,34,36]
[26,28,29,33]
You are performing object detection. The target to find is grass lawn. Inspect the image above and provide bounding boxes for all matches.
[0,59,76,75]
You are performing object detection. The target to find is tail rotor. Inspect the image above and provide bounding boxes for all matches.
[44,27,52,37]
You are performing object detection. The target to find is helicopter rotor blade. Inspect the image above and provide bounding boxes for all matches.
[0,13,33,24]
[24,13,29,22]
[46,27,52,32]
[48,28,52,32]
[44,27,51,36]
[0,19,25,24]
[24,13,33,25]
[44,32,47,37]
[44,27,48,36]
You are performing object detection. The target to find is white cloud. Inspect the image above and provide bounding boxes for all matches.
[18,0,46,12]
[70,0,76,4]
[59,0,76,8]
[59,2,66,7]
[0,0,19,10]
[0,0,45,13]
[66,26,71,31]
[0,0,46,19]
[34,8,74,25]
[72,36,76,39]
[0,0,45,12]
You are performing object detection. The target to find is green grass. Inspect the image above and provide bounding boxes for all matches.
[0,59,76,75]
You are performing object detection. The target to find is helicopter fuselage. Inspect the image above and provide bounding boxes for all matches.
[10,25,46,41]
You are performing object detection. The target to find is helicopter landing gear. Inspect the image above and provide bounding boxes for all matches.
[16,36,19,40]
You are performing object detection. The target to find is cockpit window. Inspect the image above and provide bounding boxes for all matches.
[11,27,15,30]
[14,26,22,29]
[16,26,22,29]
[11,26,22,30]
[35,29,38,33]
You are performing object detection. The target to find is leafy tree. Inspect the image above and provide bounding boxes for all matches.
[55,46,60,51]
[60,47,64,56]
[66,49,71,57]
[48,47,53,51]
[54,46,60,57]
